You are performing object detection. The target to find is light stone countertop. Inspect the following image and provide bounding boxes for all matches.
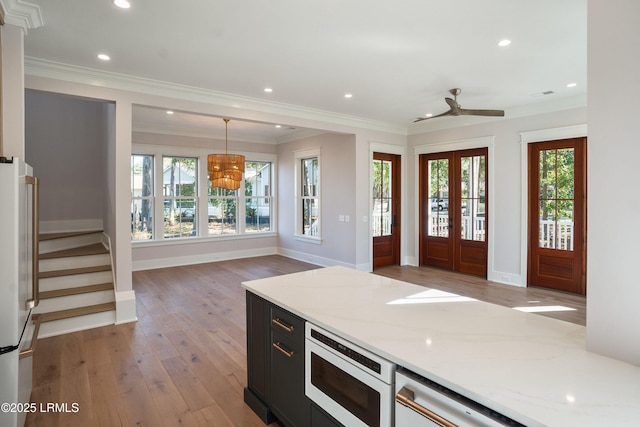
[242,265,640,427]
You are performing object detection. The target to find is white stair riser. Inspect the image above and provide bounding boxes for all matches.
[40,254,110,273]
[40,233,103,254]
[39,271,113,292]
[38,310,116,339]
[35,290,115,314]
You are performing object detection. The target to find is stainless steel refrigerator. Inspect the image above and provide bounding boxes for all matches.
[0,157,40,427]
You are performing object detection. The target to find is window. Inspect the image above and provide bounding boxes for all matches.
[131,149,275,242]
[131,154,154,240]
[245,161,272,232]
[163,156,197,239]
[296,148,320,240]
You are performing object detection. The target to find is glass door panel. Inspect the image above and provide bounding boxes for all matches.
[372,159,392,237]
[538,148,575,252]
[460,155,486,242]
[428,159,449,238]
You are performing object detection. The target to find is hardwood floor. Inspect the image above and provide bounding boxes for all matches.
[26,256,586,426]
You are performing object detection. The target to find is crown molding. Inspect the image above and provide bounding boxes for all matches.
[407,93,587,136]
[0,0,43,34]
[24,56,407,136]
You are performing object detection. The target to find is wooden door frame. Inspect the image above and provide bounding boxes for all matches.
[527,137,587,294]
[372,152,401,268]
[418,148,489,277]
[519,125,587,287]
[368,142,406,271]
[414,137,495,276]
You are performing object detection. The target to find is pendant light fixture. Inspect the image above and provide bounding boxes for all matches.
[208,118,245,190]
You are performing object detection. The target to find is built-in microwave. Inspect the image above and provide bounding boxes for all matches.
[305,322,396,427]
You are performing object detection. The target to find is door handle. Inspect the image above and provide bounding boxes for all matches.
[25,176,40,310]
[272,317,295,333]
[396,386,457,427]
[393,215,397,227]
[272,342,294,358]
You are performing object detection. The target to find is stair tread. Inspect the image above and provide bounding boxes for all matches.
[39,230,103,241]
[39,243,108,260]
[40,264,111,279]
[39,302,116,323]
[40,283,114,299]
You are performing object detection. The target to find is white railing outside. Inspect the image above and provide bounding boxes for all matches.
[540,219,574,250]
[427,215,486,241]
[372,211,392,237]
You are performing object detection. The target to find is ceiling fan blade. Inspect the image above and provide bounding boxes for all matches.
[458,108,505,117]
[445,97,459,111]
[413,109,455,122]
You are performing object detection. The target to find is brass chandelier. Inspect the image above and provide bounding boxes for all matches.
[208,118,245,190]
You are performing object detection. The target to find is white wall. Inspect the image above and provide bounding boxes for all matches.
[586,0,640,366]
[278,132,358,268]
[407,108,587,285]
[25,90,109,231]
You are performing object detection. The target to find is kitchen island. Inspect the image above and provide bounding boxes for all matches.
[242,266,640,426]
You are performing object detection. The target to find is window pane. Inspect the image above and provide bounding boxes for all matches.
[132,155,154,197]
[131,199,153,240]
[164,203,196,238]
[131,154,154,240]
[302,158,318,197]
[556,148,575,199]
[539,150,557,200]
[245,162,270,197]
[302,198,319,236]
[246,197,271,232]
[208,198,237,235]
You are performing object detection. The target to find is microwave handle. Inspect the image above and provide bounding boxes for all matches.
[25,176,40,310]
[396,386,457,427]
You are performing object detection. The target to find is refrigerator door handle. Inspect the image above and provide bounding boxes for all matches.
[25,176,39,310]
[19,314,42,359]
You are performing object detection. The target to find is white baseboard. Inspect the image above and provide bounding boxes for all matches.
[40,219,103,234]
[132,246,280,271]
[277,247,356,270]
[488,270,524,287]
[115,290,137,325]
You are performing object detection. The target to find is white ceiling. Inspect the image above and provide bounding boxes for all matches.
[21,0,587,141]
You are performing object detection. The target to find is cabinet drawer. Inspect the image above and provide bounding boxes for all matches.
[270,305,304,344]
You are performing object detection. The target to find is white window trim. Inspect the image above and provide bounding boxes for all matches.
[132,143,277,244]
[294,147,321,243]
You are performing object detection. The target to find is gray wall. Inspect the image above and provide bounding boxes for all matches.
[25,90,109,227]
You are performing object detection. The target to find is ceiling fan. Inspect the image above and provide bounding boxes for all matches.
[414,88,505,122]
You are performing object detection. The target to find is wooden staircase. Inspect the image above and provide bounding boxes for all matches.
[35,231,116,338]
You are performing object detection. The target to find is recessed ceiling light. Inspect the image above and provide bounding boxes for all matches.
[264,88,273,93]
[97,53,111,61]
[166,111,174,115]
[275,125,282,128]
[498,39,511,47]
[344,93,353,99]
[566,82,577,88]
[113,0,131,9]
[425,113,433,118]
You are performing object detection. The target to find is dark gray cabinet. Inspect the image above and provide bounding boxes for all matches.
[245,291,311,426]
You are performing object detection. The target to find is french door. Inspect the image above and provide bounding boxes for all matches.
[528,138,587,295]
[372,152,401,268]
[419,148,488,277]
